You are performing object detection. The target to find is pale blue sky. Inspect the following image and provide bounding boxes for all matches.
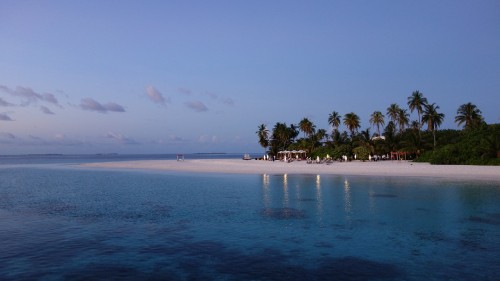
[1,0,499,154]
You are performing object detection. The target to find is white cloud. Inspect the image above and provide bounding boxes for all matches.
[41,93,59,105]
[105,132,140,145]
[0,98,14,107]
[0,85,60,107]
[0,113,13,121]
[185,101,208,112]
[104,102,126,112]
[40,106,54,115]
[80,98,125,113]
[146,86,170,105]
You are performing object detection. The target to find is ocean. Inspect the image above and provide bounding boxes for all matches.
[0,154,499,280]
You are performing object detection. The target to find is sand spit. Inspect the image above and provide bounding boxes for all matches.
[82,159,500,182]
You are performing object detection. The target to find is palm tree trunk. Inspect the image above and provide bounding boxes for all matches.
[433,130,436,148]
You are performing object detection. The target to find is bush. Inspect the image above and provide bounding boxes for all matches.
[415,124,500,165]
[353,146,370,161]
[430,144,461,165]
[413,151,432,163]
[333,144,352,160]
[310,146,335,159]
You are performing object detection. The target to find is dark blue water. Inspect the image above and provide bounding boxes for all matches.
[0,156,499,280]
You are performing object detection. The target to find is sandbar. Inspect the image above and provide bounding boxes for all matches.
[82,159,500,182]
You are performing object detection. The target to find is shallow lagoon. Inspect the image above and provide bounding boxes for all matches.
[1,163,499,280]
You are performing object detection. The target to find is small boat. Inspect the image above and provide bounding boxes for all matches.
[242,154,251,160]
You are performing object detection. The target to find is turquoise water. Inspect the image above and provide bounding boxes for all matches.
[0,156,499,280]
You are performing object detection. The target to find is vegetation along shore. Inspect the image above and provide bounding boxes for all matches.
[257,91,500,165]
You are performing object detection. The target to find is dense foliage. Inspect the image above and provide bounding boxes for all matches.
[415,124,500,165]
[256,93,498,165]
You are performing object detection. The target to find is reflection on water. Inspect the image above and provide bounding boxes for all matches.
[315,175,323,221]
[262,174,270,208]
[343,178,352,220]
[2,167,500,280]
[283,174,289,208]
[261,174,327,219]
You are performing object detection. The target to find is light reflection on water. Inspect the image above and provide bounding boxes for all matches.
[262,174,270,209]
[283,174,289,208]
[343,178,352,221]
[1,166,500,280]
[315,175,323,223]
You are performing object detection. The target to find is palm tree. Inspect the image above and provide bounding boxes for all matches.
[343,112,361,137]
[298,118,315,138]
[386,103,401,124]
[289,123,299,142]
[369,111,385,136]
[256,124,269,153]
[315,129,327,143]
[422,103,445,148]
[410,120,420,132]
[455,102,483,129]
[270,122,294,154]
[383,121,398,150]
[328,111,342,132]
[397,108,410,133]
[407,90,428,129]
[358,128,374,152]
[331,130,349,145]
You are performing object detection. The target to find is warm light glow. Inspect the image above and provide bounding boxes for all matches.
[344,178,352,215]
[262,174,270,208]
[262,173,270,187]
[316,174,323,219]
[283,174,289,207]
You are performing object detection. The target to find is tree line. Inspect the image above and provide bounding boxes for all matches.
[257,91,500,165]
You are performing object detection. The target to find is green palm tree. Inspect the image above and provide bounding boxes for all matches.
[383,121,398,151]
[422,103,445,148]
[410,120,420,132]
[289,124,299,142]
[397,108,410,133]
[407,90,428,129]
[455,102,483,129]
[343,112,361,137]
[386,103,401,124]
[315,129,327,142]
[298,118,315,138]
[270,122,293,153]
[369,111,385,136]
[357,128,374,153]
[256,124,269,153]
[328,111,341,132]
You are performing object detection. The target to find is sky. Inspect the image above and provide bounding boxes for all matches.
[1,0,499,155]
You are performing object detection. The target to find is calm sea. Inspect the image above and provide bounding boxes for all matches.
[0,154,499,280]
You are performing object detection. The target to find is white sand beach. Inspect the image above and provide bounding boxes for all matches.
[83,159,500,182]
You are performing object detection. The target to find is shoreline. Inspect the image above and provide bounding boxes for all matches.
[82,159,500,182]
